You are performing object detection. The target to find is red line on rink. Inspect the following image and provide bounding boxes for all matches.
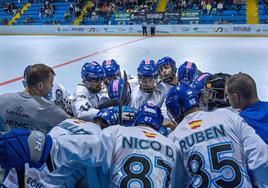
[0,37,149,87]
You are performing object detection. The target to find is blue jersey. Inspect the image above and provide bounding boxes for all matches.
[240,101,268,144]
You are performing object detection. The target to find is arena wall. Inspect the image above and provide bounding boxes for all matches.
[0,24,268,36]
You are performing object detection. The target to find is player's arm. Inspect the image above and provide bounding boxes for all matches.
[0,129,52,169]
[48,119,104,168]
[71,94,99,122]
[239,118,268,187]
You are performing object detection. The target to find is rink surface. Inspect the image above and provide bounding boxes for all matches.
[0,36,268,100]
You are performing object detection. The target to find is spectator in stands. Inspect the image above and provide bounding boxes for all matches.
[74,4,82,17]
[206,2,212,15]
[69,3,74,13]
[0,64,70,134]
[1,18,8,25]
[64,10,71,22]
[225,73,268,144]
[24,16,33,24]
[212,1,218,15]
[217,1,224,15]
[201,0,207,15]
[236,3,241,14]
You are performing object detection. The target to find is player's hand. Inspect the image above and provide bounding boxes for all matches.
[0,129,52,169]
[162,121,177,131]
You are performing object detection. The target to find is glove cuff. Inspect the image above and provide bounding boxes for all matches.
[28,131,52,168]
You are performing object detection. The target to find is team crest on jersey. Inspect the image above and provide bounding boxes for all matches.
[189,120,202,129]
[143,131,157,138]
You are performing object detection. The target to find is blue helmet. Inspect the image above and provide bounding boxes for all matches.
[134,102,165,133]
[165,84,199,122]
[157,56,177,83]
[137,59,158,77]
[157,56,177,73]
[108,79,131,101]
[102,59,120,78]
[178,61,198,85]
[191,72,212,96]
[81,61,105,81]
[137,60,158,93]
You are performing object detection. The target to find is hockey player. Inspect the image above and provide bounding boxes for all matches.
[177,61,200,85]
[130,59,166,110]
[1,119,102,188]
[72,61,105,121]
[166,84,268,187]
[1,102,181,187]
[157,56,179,90]
[101,59,138,94]
[156,56,179,130]
[225,73,268,144]
[202,73,233,112]
[191,72,212,111]
[102,59,121,87]
[0,64,69,134]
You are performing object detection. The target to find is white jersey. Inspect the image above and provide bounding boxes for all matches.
[4,119,102,188]
[158,82,177,121]
[49,123,178,188]
[168,109,268,188]
[71,83,101,121]
[130,83,166,110]
[103,125,178,187]
[128,76,139,92]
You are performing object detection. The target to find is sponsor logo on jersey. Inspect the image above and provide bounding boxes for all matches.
[189,120,202,129]
[143,131,157,138]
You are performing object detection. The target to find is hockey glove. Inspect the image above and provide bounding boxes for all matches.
[0,129,52,169]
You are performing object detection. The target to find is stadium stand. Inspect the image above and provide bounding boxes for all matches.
[1,0,267,25]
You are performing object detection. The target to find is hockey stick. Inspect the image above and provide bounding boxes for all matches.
[118,71,128,125]
[16,167,25,188]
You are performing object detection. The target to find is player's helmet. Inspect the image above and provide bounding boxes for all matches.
[134,102,166,135]
[22,65,31,88]
[81,61,104,81]
[178,61,198,85]
[157,56,177,83]
[137,59,158,93]
[191,72,212,96]
[108,79,131,101]
[81,61,104,93]
[165,84,199,123]
[47,82,73,115]
[204,73,231,111]
[102,59,120,78]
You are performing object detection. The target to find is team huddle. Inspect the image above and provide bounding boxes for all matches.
[0,57,268,188]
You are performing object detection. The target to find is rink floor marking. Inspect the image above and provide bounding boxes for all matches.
[0,37,149,87]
